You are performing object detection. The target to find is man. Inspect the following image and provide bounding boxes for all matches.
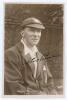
[4,17,57,95]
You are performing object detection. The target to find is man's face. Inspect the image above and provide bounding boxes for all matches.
[23,27,41,47]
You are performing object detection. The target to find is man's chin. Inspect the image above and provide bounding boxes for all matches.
[30,42,39,46]
[31,43,37,47]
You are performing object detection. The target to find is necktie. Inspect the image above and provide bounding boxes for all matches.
[32,53,37,78]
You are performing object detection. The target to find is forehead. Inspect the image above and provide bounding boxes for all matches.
[24,27,41,31]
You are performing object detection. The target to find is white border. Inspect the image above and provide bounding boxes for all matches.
[0,0,67,100]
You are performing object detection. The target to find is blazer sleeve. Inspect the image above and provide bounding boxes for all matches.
[4,49,26,95]
[46,61,57,94]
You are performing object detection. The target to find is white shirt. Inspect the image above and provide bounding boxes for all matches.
[21,39,38,78]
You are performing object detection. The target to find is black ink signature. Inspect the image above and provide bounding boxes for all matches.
[27,56,45,63]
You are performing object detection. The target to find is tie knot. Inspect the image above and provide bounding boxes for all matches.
[32,52,38,62]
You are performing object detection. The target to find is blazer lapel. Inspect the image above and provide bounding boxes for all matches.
[23,53,35,77]
[36,51,44,79]
[16,42,35,77]
[16,42,45,79]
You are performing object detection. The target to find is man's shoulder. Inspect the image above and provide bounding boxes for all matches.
[5,42,23,53]
[5,42,24,59]
[5,44,18,55]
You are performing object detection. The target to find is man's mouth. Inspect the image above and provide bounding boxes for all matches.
[32,38,39,40]
[32,39,39,42]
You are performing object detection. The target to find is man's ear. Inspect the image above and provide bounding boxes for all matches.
[20,30,24,38]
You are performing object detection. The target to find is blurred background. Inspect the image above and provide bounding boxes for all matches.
[5,4,63,94]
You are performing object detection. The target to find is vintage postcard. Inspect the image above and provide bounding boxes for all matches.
[0,0,67,100]
[4,3,63,97]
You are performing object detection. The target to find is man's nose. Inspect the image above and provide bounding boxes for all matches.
[34,32,41,37]
[34,31,39,36]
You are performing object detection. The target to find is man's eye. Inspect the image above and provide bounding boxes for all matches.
[29,28,41,33]
[30,29,35,32]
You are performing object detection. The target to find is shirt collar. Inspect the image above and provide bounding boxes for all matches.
[21,39,38,55]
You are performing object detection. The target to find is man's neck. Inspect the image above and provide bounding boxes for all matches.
[23,39,35,51]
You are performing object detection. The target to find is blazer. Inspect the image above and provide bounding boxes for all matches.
[4,42,56,95]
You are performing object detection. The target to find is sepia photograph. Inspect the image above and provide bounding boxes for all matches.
[4,4,63,96]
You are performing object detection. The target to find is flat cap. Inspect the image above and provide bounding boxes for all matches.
[21,17,45,29]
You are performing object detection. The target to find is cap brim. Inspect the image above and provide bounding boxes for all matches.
[26,24,45,30]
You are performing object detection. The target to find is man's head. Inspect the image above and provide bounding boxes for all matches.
[21,17,45,47]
